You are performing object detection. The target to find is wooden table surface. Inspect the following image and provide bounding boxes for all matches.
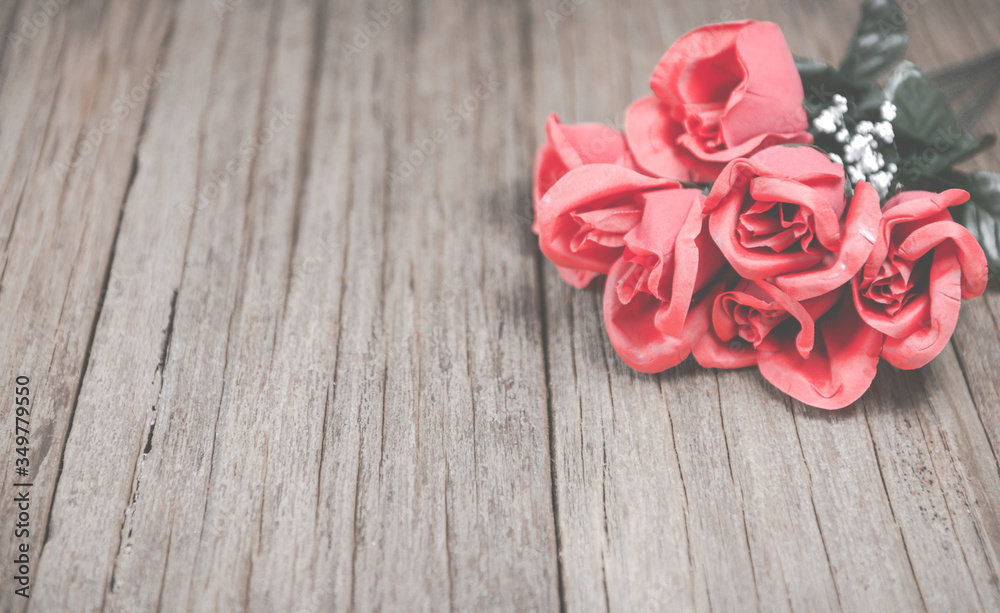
[2,0,1000,611]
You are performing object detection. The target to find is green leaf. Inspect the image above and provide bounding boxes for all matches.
[795,57,874,117]
[895,134,996,184]
[797,57,840,112]
[854,85,889,117]
[885,61,960,144]
[924,169,1000,271]
[839,0,909,84]
[797,57,845,90]
[886,61,998,181]
[958,170,1000,270]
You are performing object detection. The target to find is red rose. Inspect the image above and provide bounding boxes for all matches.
[853,189,989,369]
[705,145,882,300]
[536,164,678,287]
[533,114,640,287]
[689,278,882,409]
[604,188,724,372]
[625,21,812,182]
[691,277,842,368]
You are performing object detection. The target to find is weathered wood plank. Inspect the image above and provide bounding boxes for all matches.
[27,0,230,608]
[96,0,318,610]
[0,2,174,612]
[790,403,924,611]
[13,0,560,610]
[861,358,1000,612]
[342,2,560,609]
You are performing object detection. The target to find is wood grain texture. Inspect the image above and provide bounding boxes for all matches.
[0,0,999,611]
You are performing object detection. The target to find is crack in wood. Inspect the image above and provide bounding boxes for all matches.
[861,401,929,610]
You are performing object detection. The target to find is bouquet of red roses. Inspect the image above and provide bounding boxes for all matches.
[532,1,996,409]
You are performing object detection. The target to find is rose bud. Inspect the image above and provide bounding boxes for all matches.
[533,114,642,287]
[625,21,812,182]
[603,189,724,372]
[536,164,678,287]
[757,292,883,410]
[853,189,989,369]
[690,277,843,368]
[688,278,883,409]
[705,145,882,300]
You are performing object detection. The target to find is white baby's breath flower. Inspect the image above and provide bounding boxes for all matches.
[859,148,884,175]
[813,110,838,134]
[868,171,892,199]
[814,95,898,198]
[880,100,897,122]
[812,96,850,134]
[846,165,866,185]
[874,121,894,144]
[844,133,873,164]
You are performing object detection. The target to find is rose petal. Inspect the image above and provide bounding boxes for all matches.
[757,295,883,410]
[880,245,963,369]
[546,113,634,168]
[713,279,776,342]
[705,149,848,285]
[691,279,760,369]
[603,191,723,372]
[651,21,749,105]
[625,96,723,182]
[532,139,564,234]
[570,206,644,250]
[555,265,599,289]
[882,188,967,216]
[604,258,694,372]
[533,113,637,234]
[863,189,969,282]
[720,22,810,148]
[893,220,989,299]
[774,181,882,300]
[757,280,845,359]
[709,190,825,281]
[692,278,842,369]
[746,146,846,212]
[724,280,842,357]
[653,192,723,335]
[748,177,843,249]
[677,130,813,164]
[618,190,701,301]
[853,276,931,338]
[855,189,988,346]
[649,21,810,162]
[537,164,677,274]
